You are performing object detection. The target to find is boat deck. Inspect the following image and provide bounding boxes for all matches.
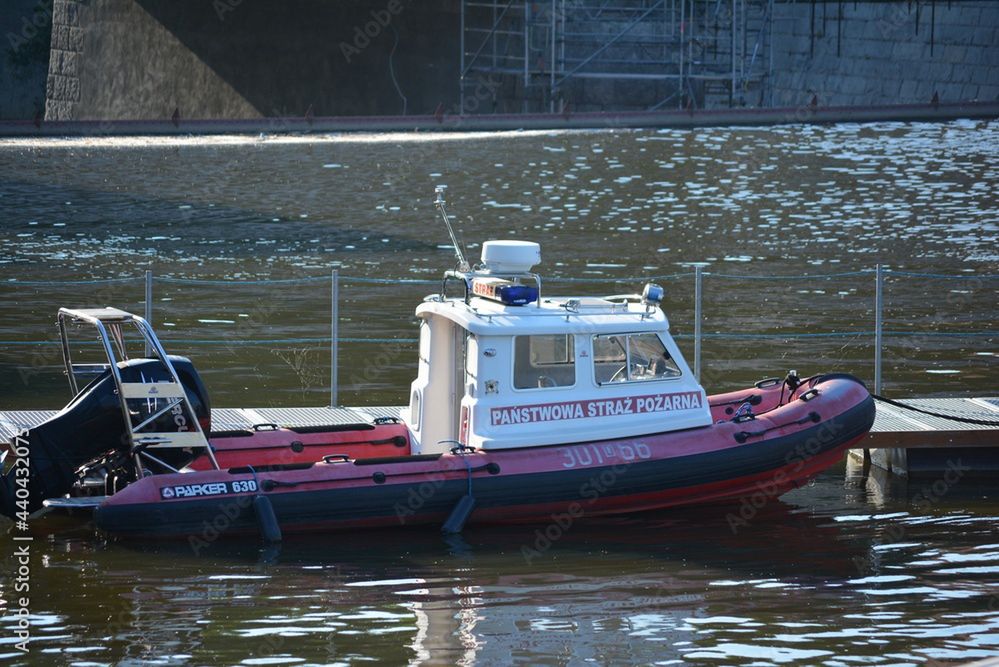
[0,398,995,450]
[0,405,406,442]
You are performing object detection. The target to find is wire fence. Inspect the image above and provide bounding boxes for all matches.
[9,267,999,288]
[2,267,997,404]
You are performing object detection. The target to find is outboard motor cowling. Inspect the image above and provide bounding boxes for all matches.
[0,356,209,518]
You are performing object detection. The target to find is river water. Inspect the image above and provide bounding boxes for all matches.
[0,121,997,665]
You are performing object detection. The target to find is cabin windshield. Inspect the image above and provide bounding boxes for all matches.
[594,332,682,384]
[513,334,576,389]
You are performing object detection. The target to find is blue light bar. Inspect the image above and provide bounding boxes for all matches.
[472,279,539,306]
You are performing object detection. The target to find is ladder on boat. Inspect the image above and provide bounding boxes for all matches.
[57,307,220,473]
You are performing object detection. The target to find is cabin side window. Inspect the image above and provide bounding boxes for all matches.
[513,335,576,389]
[593,333,681,384]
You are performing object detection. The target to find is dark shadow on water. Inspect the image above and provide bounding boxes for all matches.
[15,469,999,590]
[9,472,998,665]
[83,499,868,584]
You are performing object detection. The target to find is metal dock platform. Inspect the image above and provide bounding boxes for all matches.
[858,397,999,476]
[1,400,995,477]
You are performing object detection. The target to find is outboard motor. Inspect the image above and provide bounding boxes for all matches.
[0,355,210,518]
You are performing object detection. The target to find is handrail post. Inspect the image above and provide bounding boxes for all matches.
[144,270,153,356]
[874,263,883,394]
[331,269,339,408]
[694,264,703,382]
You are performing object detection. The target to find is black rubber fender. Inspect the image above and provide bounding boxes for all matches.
[253,495,282,543]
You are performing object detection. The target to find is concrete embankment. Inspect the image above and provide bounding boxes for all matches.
[3,0,998,125]
[1,101,997,137]
[770,0,999,108]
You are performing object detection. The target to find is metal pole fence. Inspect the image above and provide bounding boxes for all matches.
[144,270,153,356]
[331,269,340,408]
[694,264,703,382]
[4,268,996,401]
[874,263,884,394]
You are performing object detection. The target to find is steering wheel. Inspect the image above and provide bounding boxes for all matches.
[537,375,557,388]
[612,362,651,383]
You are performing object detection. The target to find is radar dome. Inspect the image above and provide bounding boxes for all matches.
[480,241,541,274]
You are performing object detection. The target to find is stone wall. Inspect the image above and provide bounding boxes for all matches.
[44,0,460,121]
[44,0,82,120]
[770,0,999,108]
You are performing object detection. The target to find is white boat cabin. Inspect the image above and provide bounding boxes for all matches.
[402,241,712,454]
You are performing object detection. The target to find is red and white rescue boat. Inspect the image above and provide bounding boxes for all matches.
[1,190,874,540]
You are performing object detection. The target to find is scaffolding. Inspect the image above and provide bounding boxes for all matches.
[459,0,775,113]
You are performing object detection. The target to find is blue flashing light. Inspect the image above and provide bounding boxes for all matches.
[496,284,538,306]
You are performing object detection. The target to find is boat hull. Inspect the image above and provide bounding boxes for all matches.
[94,374,875,539]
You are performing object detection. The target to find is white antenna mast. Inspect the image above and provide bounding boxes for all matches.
[434,185,469,272]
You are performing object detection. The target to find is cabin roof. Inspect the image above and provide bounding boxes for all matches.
[416,295,671,336]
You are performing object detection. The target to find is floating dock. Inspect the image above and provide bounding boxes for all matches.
[1,399,995,478]
[859,397,999,476]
